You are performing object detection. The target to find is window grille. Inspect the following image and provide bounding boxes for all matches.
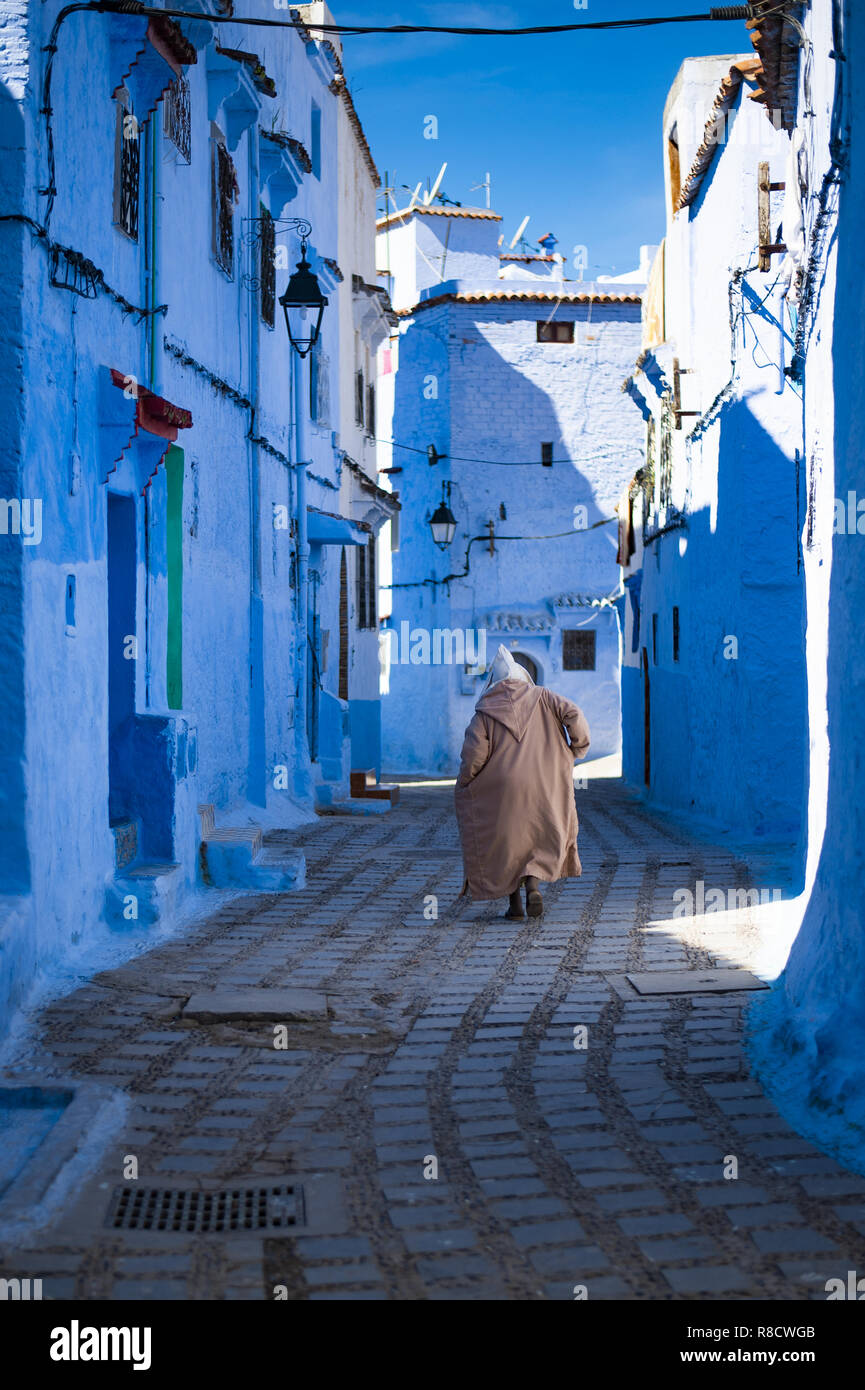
[164,74,191,163]
[541,442,554,467]
[113,89,140,242]
[259,203,275,326]
[562,629,596,671]
[354,370,364,426]
[356,536,376,630]
[212,134,237,276]
[365,383,376,437]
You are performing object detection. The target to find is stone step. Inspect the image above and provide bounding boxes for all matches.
[200,828,304,891]
[104,861,182,930]
[197,803,216,839]
[110,819,139,872]
[350,769,377,796]
[348,770,400,805]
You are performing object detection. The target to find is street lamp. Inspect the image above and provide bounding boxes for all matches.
[429,481,457,550]
[279,240,328,358]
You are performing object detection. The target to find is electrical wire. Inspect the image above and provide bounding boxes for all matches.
[373,436,640,468]
[90,3,756,38]
[384,516,617,590]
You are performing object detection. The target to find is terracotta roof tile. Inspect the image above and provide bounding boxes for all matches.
[377,205,502,229]
[746,0,803,132]
[397,288,640,317]
[675,57,762,213]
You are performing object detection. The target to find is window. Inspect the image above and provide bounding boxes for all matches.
[163,74,191,163]
[354,369,365,426]
[310,100,322,178]
[537,320,574,343]
[338,549,349,701]
[652,613,659,665]
[212,130,237,276]
[541,442,554,467]
[672,606,680,663]
[356,535,377,630]
[309,339,330,426]
[259,203,275,327]
[562,629,596,671]
[113,88,140,242]
[366,382,376,437]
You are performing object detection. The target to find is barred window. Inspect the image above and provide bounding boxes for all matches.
[113,88,140,242]
[562,629,596,671]
[212,131,237,276]
[259,203,275,326]
[365,382,376,437]
[354,369,364,426]
[163,74,191,163]
[356,536,376,630]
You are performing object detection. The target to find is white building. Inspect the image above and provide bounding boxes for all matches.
[376,204,648,773]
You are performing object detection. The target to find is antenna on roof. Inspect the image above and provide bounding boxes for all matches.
[406,182,422,211]
[509,215,530,250]
[470,171,492,209]
[423,163,447,206]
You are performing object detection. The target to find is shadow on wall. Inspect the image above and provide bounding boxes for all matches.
[382,305,624,775]
[0,78,34,1030]
[748,7,865,1174]
[0,79,29,895]
[630,397,808,878]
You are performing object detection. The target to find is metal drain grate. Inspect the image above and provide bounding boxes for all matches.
[106,1183,304,1233]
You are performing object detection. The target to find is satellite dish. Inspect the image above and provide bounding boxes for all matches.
[509,215,530,250]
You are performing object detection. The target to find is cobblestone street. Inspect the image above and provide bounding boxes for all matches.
[5,776,865,1302]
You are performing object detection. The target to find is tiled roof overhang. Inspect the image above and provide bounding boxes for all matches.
[675,56,762,212]
[396,289,641,317]
[746,0,804,132]
[377,205,503,229]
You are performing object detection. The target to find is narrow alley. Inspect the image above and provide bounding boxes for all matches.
[5,776,864,1302]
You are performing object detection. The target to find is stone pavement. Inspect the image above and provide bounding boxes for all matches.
[3,776,865,1301]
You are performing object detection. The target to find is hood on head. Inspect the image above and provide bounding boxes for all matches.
[476,677,543,741]
[480,643,534,695]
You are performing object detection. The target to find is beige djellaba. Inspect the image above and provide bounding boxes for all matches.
[454,665,591,902]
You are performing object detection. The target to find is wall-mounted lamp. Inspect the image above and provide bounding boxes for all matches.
[429,481,457,550]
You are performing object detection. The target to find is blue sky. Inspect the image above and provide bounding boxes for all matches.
[335,0,750,277]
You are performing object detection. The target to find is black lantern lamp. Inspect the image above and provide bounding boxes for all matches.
[279,241,328,358]
[429,480,457,550]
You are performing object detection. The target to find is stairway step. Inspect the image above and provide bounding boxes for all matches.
[350,769,377,797]
[104,862,182,930]
[197,803,216,839]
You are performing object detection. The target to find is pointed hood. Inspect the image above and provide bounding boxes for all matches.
[476,670,543,741]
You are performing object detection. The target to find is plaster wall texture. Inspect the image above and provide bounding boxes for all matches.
[745,0,865,1173]
[378,213,645,772]
[0,1,383,1035]
[620,58,807,844]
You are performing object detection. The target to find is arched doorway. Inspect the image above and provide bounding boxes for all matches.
[511,652,539,683]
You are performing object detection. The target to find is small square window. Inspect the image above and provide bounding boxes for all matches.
[562,629,596,671]
[541,442,554,467]
[537,320,574,343]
